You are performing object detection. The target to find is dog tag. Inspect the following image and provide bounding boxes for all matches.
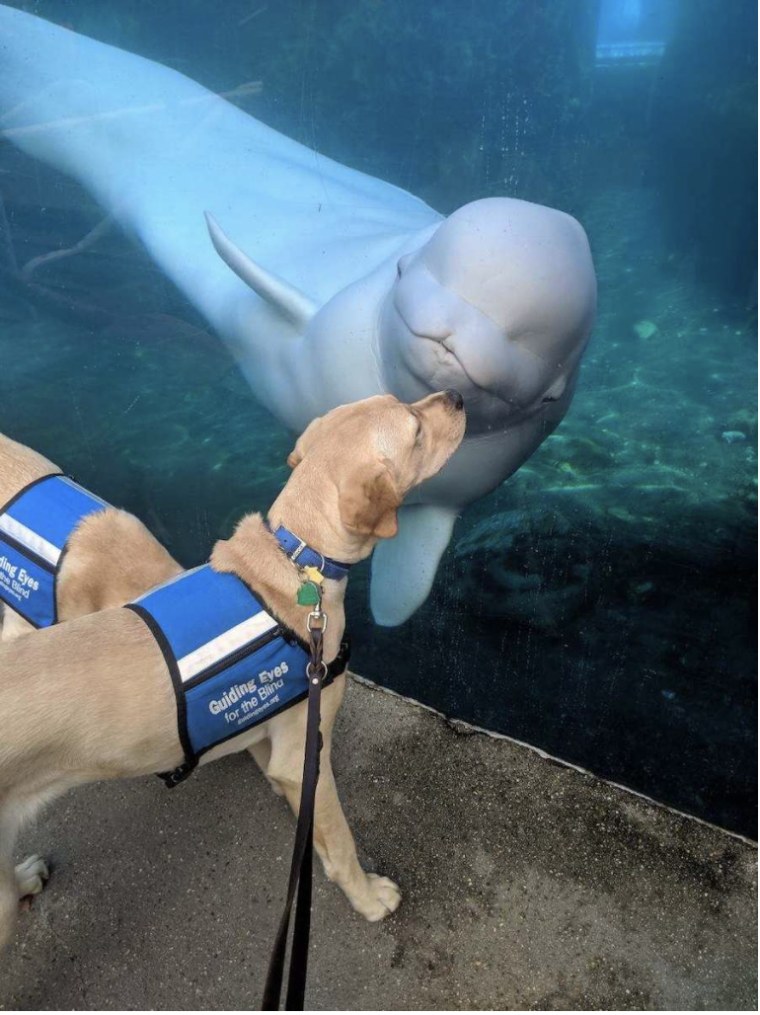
[302,566,325,585]
[297,581,321,606]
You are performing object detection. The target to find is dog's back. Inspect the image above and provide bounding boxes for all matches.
[55,508,182,621]
[0,433,182,639]
[0,433,58,501]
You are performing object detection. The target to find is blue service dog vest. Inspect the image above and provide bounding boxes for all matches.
[126,564,349,786]
[0,474,109,628]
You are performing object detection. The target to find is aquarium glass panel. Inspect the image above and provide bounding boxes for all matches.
[0,0,756,836]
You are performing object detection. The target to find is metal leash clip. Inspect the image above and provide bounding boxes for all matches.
[307,608,328,634]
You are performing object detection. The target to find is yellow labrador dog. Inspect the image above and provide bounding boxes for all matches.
[0,391,465,950]
[0,432,181,642]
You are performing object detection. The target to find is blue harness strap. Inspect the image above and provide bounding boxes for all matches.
[126,565,350,786]
[0,474,108,628]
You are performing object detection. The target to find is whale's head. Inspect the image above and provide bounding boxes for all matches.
[380,197,597,433]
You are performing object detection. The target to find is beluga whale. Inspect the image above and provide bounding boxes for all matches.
[0,4,597,625]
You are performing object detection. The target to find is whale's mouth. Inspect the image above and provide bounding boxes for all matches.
[401,317,520,413]
[430,338,487,398]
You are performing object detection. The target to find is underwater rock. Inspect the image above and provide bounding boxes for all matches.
[722,407,757,433]
[543,432,615,474]
[453,510,528,558]
[450,504,591,627]
[633,319,658,340]
[445,443,756,632]
[454,505,584,557]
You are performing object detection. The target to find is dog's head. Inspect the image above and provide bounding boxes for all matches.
[281,391,465,558]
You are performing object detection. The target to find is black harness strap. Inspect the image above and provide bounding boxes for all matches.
[262,624,325,1011]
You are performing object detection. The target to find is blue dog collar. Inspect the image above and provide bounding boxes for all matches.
[270,525,352,581]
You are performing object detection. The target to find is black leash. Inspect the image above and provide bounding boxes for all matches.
[262,605,326,1011]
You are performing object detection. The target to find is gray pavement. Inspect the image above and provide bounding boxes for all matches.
[0,677,756,1011]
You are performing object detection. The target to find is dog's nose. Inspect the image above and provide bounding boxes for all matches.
[444,389,464,411]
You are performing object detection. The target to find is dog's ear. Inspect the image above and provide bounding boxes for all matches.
[286,441,304,469]
[286,416,323,468]
[339,462,401,539]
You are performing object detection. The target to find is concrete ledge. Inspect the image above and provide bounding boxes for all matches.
[1,678,756,1010]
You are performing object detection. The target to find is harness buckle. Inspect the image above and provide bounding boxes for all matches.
[156,758,198,788]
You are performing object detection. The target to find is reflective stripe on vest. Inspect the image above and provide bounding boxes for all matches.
[127,564,332,766]
[0,474,108,628]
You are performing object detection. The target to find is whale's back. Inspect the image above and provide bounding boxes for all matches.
[0,4,440,322]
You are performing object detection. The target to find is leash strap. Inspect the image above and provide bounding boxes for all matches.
[262,623,325,1011]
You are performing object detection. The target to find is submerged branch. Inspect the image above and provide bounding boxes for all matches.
[20,215,113,280]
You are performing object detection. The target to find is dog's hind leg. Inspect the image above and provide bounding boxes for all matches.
[0,610,35,642]
[0,787,58,948]
[0,860,17,950]
[247,739,284,796]
[0,798,32,950]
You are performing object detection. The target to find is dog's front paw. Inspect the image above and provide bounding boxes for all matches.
[15,855,49,898]
[355,873,402,922]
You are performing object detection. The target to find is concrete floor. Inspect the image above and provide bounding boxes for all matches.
[0,677,756,1011]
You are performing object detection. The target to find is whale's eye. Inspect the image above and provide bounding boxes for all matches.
[396,253,414,279]
[541,377,566,404]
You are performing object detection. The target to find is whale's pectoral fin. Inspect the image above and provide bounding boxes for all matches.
[370,504,458,626]
[204,211,319,329]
